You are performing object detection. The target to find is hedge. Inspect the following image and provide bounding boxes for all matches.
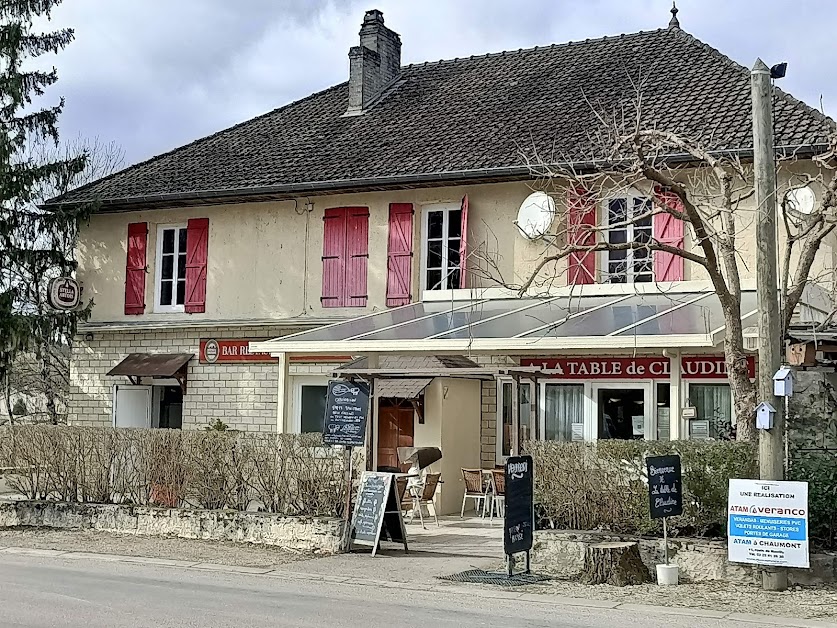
[0,426,357,517]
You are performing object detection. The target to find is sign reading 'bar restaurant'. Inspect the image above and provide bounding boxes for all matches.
[520,356,756,380]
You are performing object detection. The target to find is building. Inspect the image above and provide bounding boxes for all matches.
[51,8,836,514]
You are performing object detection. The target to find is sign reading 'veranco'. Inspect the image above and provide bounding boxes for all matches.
[728,479,809,569]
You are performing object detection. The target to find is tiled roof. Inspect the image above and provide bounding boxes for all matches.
[55,27,835,208]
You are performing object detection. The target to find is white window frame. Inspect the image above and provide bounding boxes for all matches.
[591,381,655,440]
[495,378,535,465]
[154,223,188,313]
[600,194,654,284]
[290,376,330,433]
[539,380,592,442]
[420,203,462,292]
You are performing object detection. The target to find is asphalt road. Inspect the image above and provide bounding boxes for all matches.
[0,553,776,628]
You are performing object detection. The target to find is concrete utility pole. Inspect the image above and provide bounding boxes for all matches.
[751,58,787,592]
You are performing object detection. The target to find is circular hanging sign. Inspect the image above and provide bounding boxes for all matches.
[47,277,81,311]
[203,339,220,364]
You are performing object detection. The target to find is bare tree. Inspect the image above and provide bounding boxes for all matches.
[473,99,837,442]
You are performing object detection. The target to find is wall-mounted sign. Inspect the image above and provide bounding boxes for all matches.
[323,379,369,447]
[47,277,80,311]
[521,356,756,380]
[199,339,273,364]
[728,479,809,569]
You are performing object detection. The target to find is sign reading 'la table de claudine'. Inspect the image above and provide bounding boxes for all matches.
[728,479,809,569]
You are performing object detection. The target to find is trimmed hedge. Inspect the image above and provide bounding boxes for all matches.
[525,440,758,538]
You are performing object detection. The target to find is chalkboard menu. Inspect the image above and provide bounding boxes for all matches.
[504,455,534,556]
[350,472,407,556]
[323,379,369,447]
[646,454,683,519]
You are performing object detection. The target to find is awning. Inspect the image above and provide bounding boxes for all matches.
[251,290,758,356]
[374,378,432,399]
[107,353,193,391]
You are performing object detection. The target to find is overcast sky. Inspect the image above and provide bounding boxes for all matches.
[37,0,834,166]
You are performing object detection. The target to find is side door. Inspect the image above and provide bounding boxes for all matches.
[112,385,152,428]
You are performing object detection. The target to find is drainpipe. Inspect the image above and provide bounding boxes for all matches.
[663,349,682,441]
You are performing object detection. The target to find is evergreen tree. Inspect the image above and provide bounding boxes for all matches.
[0,0,92,424]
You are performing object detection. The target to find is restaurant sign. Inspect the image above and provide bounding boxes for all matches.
[199,339,273,364]
[520,355,756,380]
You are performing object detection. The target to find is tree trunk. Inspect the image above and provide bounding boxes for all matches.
[720,296,757,442]
[579,542,651,586]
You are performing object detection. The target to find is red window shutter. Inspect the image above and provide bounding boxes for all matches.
[322,208,347,308]
[459,195,469,289]
[386,203,414,307]
[124,222,147,315]
[184,218,209,313]
[345,207,369,307]
[653,186,685,282]
[567,187,596,285]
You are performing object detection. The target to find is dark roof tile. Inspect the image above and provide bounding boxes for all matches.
[56,28,835,207]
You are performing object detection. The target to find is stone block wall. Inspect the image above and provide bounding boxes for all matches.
[0,500,344,554]
[69,325,323,431]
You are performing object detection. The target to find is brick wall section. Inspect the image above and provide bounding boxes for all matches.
[480,380,497,466]
[69,326,320,431]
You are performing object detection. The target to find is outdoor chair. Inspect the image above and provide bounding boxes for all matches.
[395,475,411,516]
[489,469,506,523]
[460,468,488,518]
[408,472,441,529]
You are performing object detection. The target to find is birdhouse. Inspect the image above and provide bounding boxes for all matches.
[773,367,793,397]
[756,402,776,430]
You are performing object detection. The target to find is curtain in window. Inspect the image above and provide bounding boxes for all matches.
[544,384,584,441]
[689,384,733,440]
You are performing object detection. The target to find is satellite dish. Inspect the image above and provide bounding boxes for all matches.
[515,192,555,240]
[786,186,816,215]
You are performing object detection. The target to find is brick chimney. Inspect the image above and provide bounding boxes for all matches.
[346,10,402,115]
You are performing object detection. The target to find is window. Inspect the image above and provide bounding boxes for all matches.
[497,380,533,464]
[155,225,188,312]
[422,205,462,291]
[293,377,329,433]
[689,383,733,440]
[604,196,653,283]
[543,383,584,441]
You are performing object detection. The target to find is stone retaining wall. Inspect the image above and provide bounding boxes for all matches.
[0,501,345,554]
[533,529,837,585]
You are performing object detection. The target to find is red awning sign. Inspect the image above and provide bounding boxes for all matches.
[520,355,755,380]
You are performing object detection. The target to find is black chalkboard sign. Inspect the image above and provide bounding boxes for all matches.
[350,472,407,556]
[323,380,369,447]
[504,455,534,557]
[646,454,683,519]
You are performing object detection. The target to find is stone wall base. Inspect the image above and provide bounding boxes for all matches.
[0,501,345,554]
[533,530,836,586]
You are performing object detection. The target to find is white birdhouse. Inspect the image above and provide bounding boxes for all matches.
[773,367,793,397]
[756,402,776,430]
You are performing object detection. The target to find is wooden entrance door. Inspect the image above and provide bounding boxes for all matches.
[377,403,414,471]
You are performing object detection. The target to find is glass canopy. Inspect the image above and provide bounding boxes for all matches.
[251,291,758,355]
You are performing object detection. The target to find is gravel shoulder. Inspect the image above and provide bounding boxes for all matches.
[512,577,837,622]
[0,528,314,568]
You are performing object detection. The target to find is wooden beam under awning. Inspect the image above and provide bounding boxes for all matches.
[107,353,194,393]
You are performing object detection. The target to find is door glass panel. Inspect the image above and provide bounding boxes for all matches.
[656,382,670,441]
[598,388,645,440]
[300,385,327,433]
[544,384,584,442]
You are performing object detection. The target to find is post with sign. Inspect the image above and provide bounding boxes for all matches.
[504,455,534,577]
[646,455,683,585]
[322,379,370,550]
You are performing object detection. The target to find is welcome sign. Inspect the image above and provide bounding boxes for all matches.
[728,479,809,569]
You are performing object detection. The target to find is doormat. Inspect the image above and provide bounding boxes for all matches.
[438,569,549,587]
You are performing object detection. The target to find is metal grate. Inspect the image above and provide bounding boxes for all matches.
[438,569,549,587]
